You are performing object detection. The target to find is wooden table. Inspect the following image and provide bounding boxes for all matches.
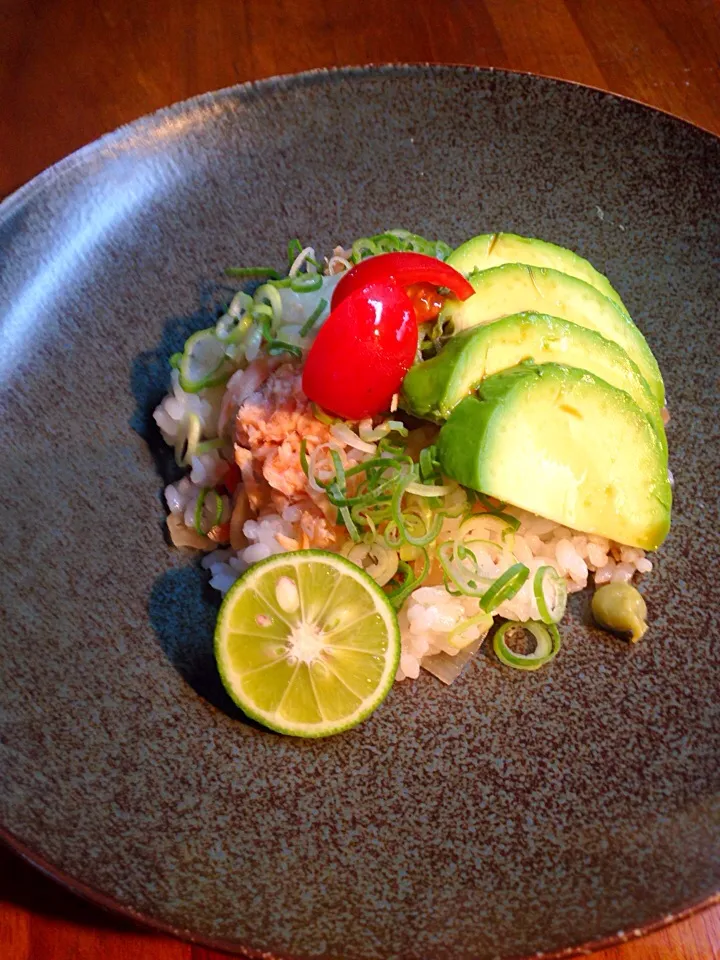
[1,1,719,957]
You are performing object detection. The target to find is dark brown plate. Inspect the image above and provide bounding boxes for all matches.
[0,66,718,959]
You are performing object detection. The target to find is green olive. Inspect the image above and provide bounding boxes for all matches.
[591,582,648,643]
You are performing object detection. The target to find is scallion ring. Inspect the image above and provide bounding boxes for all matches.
[290,273,322,293]
[178,328,230,393]
[193,488,223,535]
[533,565,568,624]
[385,549,430,611]
[493,620,561,671]
[479,562,530,613]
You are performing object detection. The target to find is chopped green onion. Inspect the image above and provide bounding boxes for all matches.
[169,352,183,369]
[480,563,530,613]
[287,238,303,265]
[215,311,253,345]
[437,541,489,598]
[330,450,346,493]
[193,488,223,535]
[254,283,283,324]
[390,470,444,546]
[385,549,430,611]
[267,340,302,359]
[225,266,281,279]
[376,437,406,456]
[533,565,568,624]
[299,438,310,477]
[405,480,453,497]
[493,620,561,671]
[310,401,337,425]
[350,229,452,263]
[338,504,360,542]
[486,510,521,532]
[459,513,516,544]
[195,438,225,455]
[290,274,322,293]
[179,328,230,393]
[351,237,379,262]
[419,445,438,481]
[174,412,202,467]
[448,610,494,650]
[300,299,328,337]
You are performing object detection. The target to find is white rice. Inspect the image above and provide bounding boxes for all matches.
[194,498,652,684]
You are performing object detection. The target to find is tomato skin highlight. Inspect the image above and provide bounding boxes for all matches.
[302,281,417,420]
[331,251,474,310]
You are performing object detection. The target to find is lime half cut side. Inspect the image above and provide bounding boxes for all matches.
[215,550,401,737]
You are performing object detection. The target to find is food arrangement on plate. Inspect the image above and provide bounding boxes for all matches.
[153,229,671,737]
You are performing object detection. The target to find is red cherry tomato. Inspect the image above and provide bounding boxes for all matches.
[405,282,446,324]
[302,281,417,420]
[331,251,475,312]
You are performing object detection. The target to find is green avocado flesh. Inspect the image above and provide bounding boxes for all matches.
[402,311,666,455]
[436,364,671,550]
[447,232,629,314]
[440,263,664,406]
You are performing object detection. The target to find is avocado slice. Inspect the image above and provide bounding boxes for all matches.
[447,232,628,315]
[441,263,664,406]
[401,312,666,456]
[436,363,671,550]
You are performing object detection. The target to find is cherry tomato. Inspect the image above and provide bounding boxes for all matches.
[405,282,446,324]
[331,251,475,311]
[302,281,417,420]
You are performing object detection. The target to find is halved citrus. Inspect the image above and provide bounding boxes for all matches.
[214,550,400,737]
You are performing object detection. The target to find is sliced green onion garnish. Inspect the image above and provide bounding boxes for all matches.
[391,471,444,546]
[287,238,303,265]
[290,274,322,293]
[225,266,281,279]
[493,620,561,671]
[254,283,283,323]
[419,445,438,481]
[437,541,489,598]
[216,311,253,345]
[479,562,530,613]
[338,504,360,542]
[330,450,346,493]
[487,510,521,532]
[174,412,202,467]
[311,401,337,425]
[299,438,310,477]
[448,610,494,650]
[385,549,430,611]
[169,352,183,369]
[300,299,328,338]
[351,238,379,262]
[193,489,223,535]
[405,480,453,497]
[267,340,302,359]
[178,328,230,393]
[195,438,225,455]
[533,565,568,624]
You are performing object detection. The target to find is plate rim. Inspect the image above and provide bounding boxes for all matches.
[2,62,718,959]
[1,62,718,216]
[3,825,719,959]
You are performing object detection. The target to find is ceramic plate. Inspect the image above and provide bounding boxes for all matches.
[1,66,718,959]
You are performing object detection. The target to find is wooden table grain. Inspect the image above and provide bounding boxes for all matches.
[1,1,719,957]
